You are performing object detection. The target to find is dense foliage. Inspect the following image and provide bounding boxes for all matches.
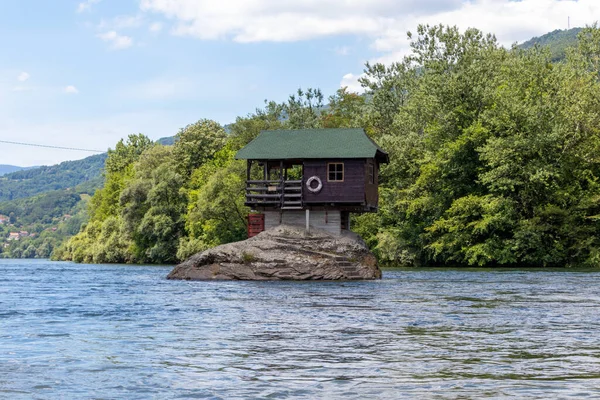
[54,24,600,267]
[0,153,107,202]
[354,24,600,267]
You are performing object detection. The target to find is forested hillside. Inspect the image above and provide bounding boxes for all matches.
[0,165,31,176]
[0,153,107,257]
[0,188,90,258]
[156,136,176,146]
[0,135,188,258]
[519,27,581,61]
[53,24,600,268]
[0,153,107,202]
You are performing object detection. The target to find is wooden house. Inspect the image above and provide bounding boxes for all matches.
[235,128,388,236]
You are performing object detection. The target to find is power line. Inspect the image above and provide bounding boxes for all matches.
[0,139,105,153]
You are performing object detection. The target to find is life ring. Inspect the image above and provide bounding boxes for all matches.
[306,176,323,193]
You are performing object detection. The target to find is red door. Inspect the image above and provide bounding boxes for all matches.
[247,213,265,238]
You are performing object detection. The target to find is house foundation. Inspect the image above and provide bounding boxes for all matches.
[263,210,350,237]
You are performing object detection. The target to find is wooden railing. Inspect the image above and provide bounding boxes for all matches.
[245,179,303,209]
[281,180,303,209]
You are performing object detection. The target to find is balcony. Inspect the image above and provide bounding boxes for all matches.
[245,179,303,210]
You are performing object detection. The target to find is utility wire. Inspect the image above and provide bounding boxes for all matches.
[0,139,105,153]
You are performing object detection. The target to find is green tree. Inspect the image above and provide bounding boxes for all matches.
[228,101,284,150]
[173,119,227,176]
[358,23,600,268]
[185,148,248,250]
[321,87,365,128]
[284,88,324,129]
[105,134,154,175]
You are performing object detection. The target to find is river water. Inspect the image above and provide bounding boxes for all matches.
[1,259,600,398]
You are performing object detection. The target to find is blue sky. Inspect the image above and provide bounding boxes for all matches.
[0,0,598,166]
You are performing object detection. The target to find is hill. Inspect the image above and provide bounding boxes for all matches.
[156,136,176,145]
[0,153,107,202]
[0,188,91,259]
[0,132,187,203]
[0,189,82,226]
[0,165,35,176]
[519,27,582,61]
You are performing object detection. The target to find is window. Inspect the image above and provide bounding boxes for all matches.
[367,163,374,184]
[328,163,344,182]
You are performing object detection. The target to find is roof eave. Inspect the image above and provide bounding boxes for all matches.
[236,154,389,162]
[376,150,390,164]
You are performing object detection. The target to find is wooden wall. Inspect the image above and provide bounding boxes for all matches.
[365,159,379,208]
[264,210,342,236]
[303,159,365,204]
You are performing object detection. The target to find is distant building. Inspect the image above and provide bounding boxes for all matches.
[0,215,8,224]
[8,232,20,241]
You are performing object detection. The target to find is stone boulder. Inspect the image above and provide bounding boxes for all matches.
[167,225,381,281]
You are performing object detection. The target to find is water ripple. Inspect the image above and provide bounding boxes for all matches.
[1,260,600,398]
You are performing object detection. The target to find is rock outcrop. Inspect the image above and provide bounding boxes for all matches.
[167,225,381,281]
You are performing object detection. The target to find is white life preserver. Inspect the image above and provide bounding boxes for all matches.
[306,176,323,193]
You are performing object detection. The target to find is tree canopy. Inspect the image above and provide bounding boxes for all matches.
[51,24,600,268]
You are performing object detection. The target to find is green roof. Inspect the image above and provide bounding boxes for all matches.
[235,128,388,162]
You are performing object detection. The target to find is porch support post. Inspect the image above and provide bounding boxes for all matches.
[305,209,310,233]
[280,160,284,181]
[280,160,284,209]
[246,160,252,181]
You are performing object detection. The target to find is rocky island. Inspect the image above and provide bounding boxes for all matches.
[167,225,381,281]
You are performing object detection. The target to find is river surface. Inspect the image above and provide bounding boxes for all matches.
[2,260,600,399]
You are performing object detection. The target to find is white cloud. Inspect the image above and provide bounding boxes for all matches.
[139,0,600,61]
[140,0,397,42]
[64,86,79,94]
[97,30,134,50]
[140,0,600,93]
[340,73,365,94]
[149,22,163,33]
[77,0,100,13]
[98,14,144,30]
[368,0,600,64]
[17,72,30,82]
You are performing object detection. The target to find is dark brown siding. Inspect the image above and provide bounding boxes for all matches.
[303,159,365,204]
[365,159,379,207]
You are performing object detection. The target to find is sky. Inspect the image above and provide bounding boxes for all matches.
[0,0,598,167]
